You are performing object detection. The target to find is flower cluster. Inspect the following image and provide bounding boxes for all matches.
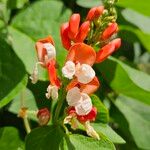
[30,4,121,140]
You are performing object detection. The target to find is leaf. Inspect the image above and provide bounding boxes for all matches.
[8,88,38,121]
[7,0,28,9]
[120,25,150,52]
[117,0,150,16]
[90,94,109,123]
[76,0,103,8]
[8,0,71,80]
[96,57,150,105]
[91,123,126,144]
[0,38,27,108]
[25,126,65,150]
[66,134,116,150]
[0,127,24,150]
[114,94,150,149]
[121,8,150,34]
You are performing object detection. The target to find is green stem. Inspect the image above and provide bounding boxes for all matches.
[23,116,31,134]
[53,84,67,124]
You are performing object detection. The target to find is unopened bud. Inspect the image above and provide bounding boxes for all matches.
[37,108,50,126]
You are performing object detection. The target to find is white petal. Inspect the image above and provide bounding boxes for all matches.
[66,87,82,106]
[51,85,58,100]
[84,121,100,140]
[62,61,76,79]
[43,43,56,60]
[45,85,58,100]
[75,93,92,115]
[75,64,95,84]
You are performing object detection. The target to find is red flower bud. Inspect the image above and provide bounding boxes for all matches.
[95,43,115,63]
[110,38,121,50]
[74,21,90,43]
[86,6,104,21]
[37,108,50,126]
[68,14,80,40]
[77,107,97,123]
[47,59,61,88]
[60,23,71,50]
[101,23,118,40]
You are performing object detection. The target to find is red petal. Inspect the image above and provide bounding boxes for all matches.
[110,38,121,50]
[74,21,90,43]
[95,43,115,63]
[60,23,71,50]
[66,77,100,95]
[47,60,61,88]
[68,14,80,40]
[86,6,104,21]
[101,23,118,40]
[67,43,96,66]
[77,107,97,123]
[38,36,55,46]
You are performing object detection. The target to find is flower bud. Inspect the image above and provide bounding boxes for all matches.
[101,23,118,40]
[37,108,50,126]
[68,14,80,40]
[86,6,104,21]
[74,21,90,43]
[110,38,121,50]
[95,43,115,63]
[60,23,71,50]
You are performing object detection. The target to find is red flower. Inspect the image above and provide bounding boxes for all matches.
[101,23,118,40]
[96,38,121,63]
[67,106,97,123]
[86,6,104,21]
[60,14,90,50]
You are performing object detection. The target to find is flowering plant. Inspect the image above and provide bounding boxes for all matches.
[27,0,120,142]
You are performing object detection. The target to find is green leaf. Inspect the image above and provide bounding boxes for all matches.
[0,127,24,150]
[96,57,150,105]
[117,0,150,16]
[8,88,38,121]
[90,94,109,123]
[9,0,71,80]
[76,0,103,8]
[121,8,150,34]
[120,25,150,52]
[114,94,150,149]
[66,134,116,150]
[25,126,65,150]
[0,38,27,108]
[7,0,28,9]
[91,123,125,144]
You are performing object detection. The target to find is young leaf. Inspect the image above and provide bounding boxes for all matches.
[0,127,24,150]
[0,38,27,108]
[90,94,109,123]
[114,94,150,149]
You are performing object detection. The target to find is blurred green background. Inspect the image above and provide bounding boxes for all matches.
[0,0,150,150]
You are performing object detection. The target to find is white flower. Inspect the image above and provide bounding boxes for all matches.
[62,61,76,79]
[75,64,95,84]
[75,93,92,115]
[45,85,58,100]
[66,87,82,106]
[43,43,56,60]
